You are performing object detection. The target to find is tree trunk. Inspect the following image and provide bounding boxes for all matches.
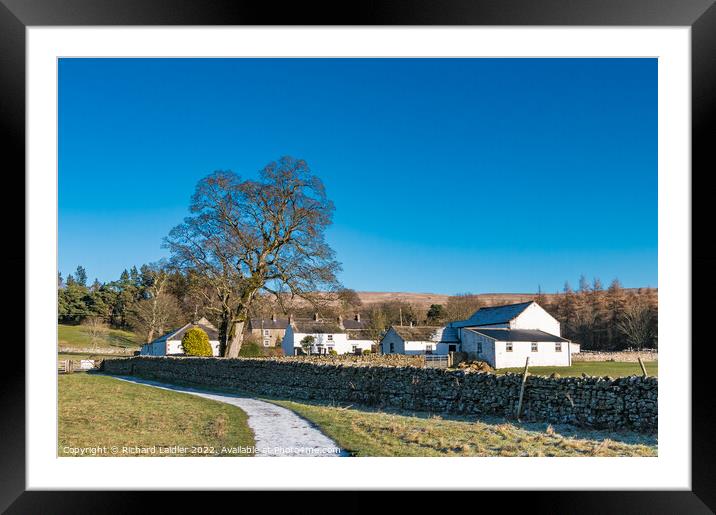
[225,321,245,358]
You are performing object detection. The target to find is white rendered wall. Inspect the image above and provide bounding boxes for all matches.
[509,303,561,336]
[493,340,570,368]
[346,339,373,353]
[461,330,497,366]
[380,328,405,354]
[291,332,349,353]
[165,339,220,356]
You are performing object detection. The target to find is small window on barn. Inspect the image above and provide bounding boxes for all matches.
[506,342,513,352]
[425,344,433,355]
[389,342,395,353]
[555,342,562,352]
[531,342,538,352]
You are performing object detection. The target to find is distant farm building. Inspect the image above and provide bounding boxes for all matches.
[140,317,221,357]
[380,301,575,368]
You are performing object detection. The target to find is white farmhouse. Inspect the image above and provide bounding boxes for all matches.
[380,301,573,369]
[140,317,221,357]
[282,313,374,355]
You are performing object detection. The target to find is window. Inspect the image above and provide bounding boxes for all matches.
[263,339,270,347]
[477,342,483,354]
[555,342,562,352]
[448,344,457,353]
[263,330,270,336]
[531,342,538,352]
[352,345,358,354]
[389,342,395,353]
[506,342,513,352]
[425,344,433,355]
[327,334,333,341]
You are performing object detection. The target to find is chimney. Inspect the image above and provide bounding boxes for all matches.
[314,312,319,321]
[355,313,361,322]
[271,312,277,322]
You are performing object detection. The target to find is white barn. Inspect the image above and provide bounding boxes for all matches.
[282,314,373,355]
[380,301,573,369]
[140,317,221,357]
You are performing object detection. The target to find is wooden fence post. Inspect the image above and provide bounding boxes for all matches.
[515,357,530,421]
[638,357,648,378]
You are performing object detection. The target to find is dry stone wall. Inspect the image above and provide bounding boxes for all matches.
[102,357,657,432]
[274,354,426,367]
[572,350,658,362]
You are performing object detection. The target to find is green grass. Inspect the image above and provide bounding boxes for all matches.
[58,353,126,361]
[496,361,658,377]
[58,324,141,351]
[58,373,255,457]
[271,399,657,457]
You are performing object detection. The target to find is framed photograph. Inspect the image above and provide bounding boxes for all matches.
[3,0,714,512]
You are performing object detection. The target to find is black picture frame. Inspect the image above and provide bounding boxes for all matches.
[2,0,714,512]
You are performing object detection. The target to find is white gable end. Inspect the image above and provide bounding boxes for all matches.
[509,302,560,336]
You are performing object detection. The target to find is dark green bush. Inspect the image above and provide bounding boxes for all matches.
[181,327,212,356]
[239,339,262,357]
[362,349,371,355]
[329,349,338,355]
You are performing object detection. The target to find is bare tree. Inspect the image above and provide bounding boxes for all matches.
[164,156,341,357]
[445,293,482,322]
[616,297,655,350]
[129,264,182,343]
[364,306,388,353]
[82,316,108,351]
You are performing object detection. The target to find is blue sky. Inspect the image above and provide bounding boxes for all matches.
[59,58,657,294]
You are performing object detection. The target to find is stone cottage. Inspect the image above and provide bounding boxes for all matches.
[248,313,290,348]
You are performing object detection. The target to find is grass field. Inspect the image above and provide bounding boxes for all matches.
[58,373,254,457]
[271,399,657,457]
[58,324,141,351]
[58,353,127,361]
[496,361,658,377]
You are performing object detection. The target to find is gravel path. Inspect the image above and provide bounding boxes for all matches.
[108,375,348,457]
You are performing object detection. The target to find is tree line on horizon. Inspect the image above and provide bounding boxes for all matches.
[58,264,657,352]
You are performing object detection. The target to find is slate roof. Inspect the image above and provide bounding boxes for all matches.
[342,318,369,330]
[450,301,535,328]
[465,328,569,342]
[292,321,345,334]
[250,318,289,330]
[347,329,374,341]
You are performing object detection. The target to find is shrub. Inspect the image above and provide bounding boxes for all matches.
[362,349,371,355]
[239,339,262,357]
[300,335,315,354]
[262,346,283,357]
[181,327,212,356]
[329,349,338,355]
